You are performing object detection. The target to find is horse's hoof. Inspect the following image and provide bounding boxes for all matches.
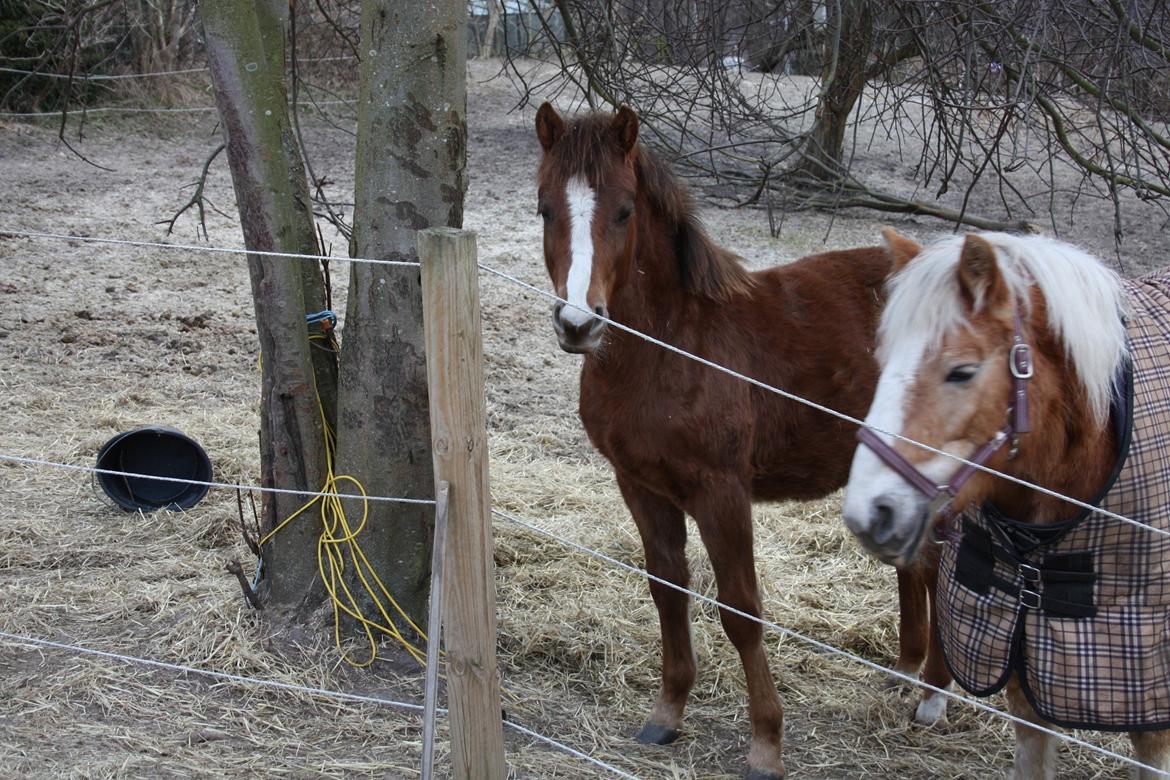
[914,693,949,726]
[634,722,680,745]
[745,770,785,780]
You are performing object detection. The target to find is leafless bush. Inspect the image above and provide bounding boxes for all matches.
[897,0,1170,237]
[504,0,1170,237]
[0,0,364,111]
[0,1,201,111]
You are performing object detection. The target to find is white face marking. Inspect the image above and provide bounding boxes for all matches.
[843,334,931,534]
[563,175,596,328]
[845,332,973,547]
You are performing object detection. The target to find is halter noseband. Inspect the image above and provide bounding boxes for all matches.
[856,311,1033,542]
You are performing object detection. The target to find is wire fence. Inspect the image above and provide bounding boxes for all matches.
[493,508,1165,776]
[0,631,639,780]
[0,57,357,82]
[0,453,434,507]
[7,227,1167,542]
[1,449,1163,777]
[3,220,1168,777]
[0,99,353,118]
[0,65,212,80]
[0,59,358,119]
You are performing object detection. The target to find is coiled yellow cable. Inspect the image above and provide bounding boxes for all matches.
[259,331,430,668]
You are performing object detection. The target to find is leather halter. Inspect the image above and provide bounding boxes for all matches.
[856,310,1034,542]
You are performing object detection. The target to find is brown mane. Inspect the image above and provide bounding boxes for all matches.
[543,112,754,302]
[635,145,755,301]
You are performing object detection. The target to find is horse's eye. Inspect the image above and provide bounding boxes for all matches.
[615,205,633,225]
[945,364,979,383]
[538,205,552,223]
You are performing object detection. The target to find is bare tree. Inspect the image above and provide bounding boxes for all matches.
[505,0,1170,237]
[895,0,1170,238]
[1,1,200,111]
[191,0,469,647]
[332,0,469,631]
[198,0,337,618]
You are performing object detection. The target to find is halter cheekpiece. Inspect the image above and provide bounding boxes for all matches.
[856,310,1033,543]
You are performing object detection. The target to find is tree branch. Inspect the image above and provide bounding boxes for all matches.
[158,143,226,239]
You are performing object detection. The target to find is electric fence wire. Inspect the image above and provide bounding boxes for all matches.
[3,226,1167,776]
[0,630,642,780]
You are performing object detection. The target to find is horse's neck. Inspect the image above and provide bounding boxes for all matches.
[606,207,695,336]
[989,384,1118,524]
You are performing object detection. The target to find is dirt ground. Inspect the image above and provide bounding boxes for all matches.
[1,59,1167,779]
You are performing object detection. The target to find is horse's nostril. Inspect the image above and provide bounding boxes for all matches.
[593,304,607,317]
[870,501,897,546]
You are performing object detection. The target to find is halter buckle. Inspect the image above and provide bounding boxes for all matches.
[928,489,955,519]
[1009,343,1034,380]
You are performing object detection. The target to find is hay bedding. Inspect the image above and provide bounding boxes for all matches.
[0,59,1162,778]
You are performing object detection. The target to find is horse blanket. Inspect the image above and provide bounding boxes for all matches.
[936,272,1170,730]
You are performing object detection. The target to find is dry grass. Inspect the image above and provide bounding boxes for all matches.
[0,59,1162,779]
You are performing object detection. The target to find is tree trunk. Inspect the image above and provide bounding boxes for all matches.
[796,0,875,181]
[334,0,469,633]
[200,0,336,616]
[481,0,501,59]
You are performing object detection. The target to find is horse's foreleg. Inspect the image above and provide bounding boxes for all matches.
[1006,675,1057,780]
[617,475,694,746]
[1130,729,1170,778]
[690,478,784,780]
[891,564,928,682]
[914,548,952,725]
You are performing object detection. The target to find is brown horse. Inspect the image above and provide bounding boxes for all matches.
[534,104,949,778]
[844,230,1170,777]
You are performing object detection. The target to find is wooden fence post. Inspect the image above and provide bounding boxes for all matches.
[418,228,506,780]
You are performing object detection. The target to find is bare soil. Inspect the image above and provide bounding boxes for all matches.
[0,59,1165,779]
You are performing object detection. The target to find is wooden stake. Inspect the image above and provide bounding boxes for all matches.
[421,480,450,780]
[419,228,506,780]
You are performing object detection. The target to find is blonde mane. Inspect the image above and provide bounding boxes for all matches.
[879,232,1128,423]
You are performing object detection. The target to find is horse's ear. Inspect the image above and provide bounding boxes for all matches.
[612,105,639,156]
[536,102,565,152]
[957,234,1010,316]
[881,227,920,272]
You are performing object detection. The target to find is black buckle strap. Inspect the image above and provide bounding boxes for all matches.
[1019,588,1042,610]
[954,518,1097,618]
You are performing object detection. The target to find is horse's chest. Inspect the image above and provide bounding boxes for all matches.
[580,393,685,465]
[578,374,743,491]
[937,275,1170,729]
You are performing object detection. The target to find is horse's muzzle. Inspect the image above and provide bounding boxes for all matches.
[552,302,608,354]
[844,493,931,567]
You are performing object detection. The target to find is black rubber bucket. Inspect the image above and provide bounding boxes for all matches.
[95,426,213,512]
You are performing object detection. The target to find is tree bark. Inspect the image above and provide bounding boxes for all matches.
[795,0,875,181]
[200,0,335,616]
[254,0,338,433]
[334,0,469,632]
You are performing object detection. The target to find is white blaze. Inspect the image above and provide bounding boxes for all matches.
[563,175,596,327]
[842,334,930,530]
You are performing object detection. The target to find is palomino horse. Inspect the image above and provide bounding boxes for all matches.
[844,229,1170,777]
[534,103,948,778]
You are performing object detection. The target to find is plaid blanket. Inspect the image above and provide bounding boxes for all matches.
[936,272,1170,731]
